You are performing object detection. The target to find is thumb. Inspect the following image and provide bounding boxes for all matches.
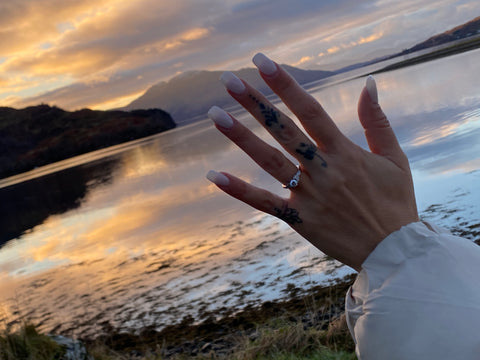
[358,76,407,167]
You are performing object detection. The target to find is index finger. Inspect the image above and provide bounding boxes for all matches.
[252,53,345,149]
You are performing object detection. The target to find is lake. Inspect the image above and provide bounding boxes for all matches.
[0,49,479,337]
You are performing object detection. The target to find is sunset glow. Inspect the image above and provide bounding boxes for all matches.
[1,0,479,111]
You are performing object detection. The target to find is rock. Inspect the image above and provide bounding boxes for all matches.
[49,335,93,360]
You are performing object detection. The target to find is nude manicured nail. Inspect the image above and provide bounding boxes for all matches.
[206,170,230,186]
[252,53,277,76]
[366,75,378,104]
[220,71,245,94]
[208,106,233,128]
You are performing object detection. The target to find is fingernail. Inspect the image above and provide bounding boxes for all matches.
[366,75,378,104]
[252,53,277,76]
[206,170,230,186]
[208,106,233,128]
[220,71,245,94]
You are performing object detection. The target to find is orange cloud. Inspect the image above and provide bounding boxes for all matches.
[6,48,120,78]
[321,30,384,57]
[181,27,210,41]
[292,55,314,66]
[90,90,147,110]
[327,46,340,54]
[358,31,384,45]
[156,27,211,52]
[0,0,114,56]
[0,76,11,87]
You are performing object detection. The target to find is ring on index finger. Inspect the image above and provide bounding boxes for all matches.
[282,166,301,189]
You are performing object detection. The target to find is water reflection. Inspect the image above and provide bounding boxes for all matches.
[0,50,479,336]
[0,158,119,247]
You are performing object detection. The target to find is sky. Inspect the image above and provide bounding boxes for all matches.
[1,0,479,111]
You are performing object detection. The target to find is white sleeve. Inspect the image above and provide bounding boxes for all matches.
[345,221,480,360]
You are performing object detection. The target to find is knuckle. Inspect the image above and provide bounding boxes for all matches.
[372,106,390,128]
[261,196,277,213]
[229,123,249,143]
[276,74,298,95]
[229,179,248,198]
[277,124,298,143]
[260,149,287,173]
[299,97,323,121]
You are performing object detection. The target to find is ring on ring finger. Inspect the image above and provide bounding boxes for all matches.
[282,166,301,189]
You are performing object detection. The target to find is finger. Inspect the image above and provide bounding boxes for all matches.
[252,53,345,149]
[357,76,408,167]
[220,72,328,168]
[207,106,299,186]
[206,170,304,226]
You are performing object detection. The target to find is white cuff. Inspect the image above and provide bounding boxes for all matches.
[346,221,480,360]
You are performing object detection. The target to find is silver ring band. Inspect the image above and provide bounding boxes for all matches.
[282,166,301,189]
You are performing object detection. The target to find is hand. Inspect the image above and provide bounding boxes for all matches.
[206,53,419,271]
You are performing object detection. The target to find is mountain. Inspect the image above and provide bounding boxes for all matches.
[124,66,333,124]
[124,16,480,125]
[0,105,175,179]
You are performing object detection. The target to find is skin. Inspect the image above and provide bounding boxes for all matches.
[210,57,419,272]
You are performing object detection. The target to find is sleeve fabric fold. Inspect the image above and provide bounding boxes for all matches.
[346,221,480,360]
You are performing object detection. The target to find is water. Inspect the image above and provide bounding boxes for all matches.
[0,49,479,337]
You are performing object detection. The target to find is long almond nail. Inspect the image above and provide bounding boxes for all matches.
[252,53,277,76]
[208,106,233,128]
[220,71,245,94]
[366,75,378,104]
[206,170,230,186]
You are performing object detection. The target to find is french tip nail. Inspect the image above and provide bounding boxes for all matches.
[366,75,378,104]
[252,53,277,76]
[206,170,230,186]
[207,106,233,128]
[220,71,246,94]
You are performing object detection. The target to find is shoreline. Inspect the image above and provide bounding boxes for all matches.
[83,273,357,358]
[1,274,358,359]
[370,36,480,75]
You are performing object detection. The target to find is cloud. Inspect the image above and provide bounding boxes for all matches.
[357,31,384,45]
[327,46,341,54]
[292,56,314,66]
[2,0,480,110]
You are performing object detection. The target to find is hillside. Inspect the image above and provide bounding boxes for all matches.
[403,15,480,54]
[124,66,333,124]
[0,105,175,179]
[334,15,480,74]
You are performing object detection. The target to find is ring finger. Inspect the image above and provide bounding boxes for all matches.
[208,106,301,187]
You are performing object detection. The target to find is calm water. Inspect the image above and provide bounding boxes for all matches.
[1,50,479,336]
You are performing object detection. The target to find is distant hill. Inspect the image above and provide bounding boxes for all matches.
[335,16,480,74]
[0,105,175,179]
[401,15,480,54]
[124,66,333,124]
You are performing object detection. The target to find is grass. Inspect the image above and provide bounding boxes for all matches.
[84,316,357,360]
[0,320,357,360]
[0,322,65,360]
[222,317,356,360]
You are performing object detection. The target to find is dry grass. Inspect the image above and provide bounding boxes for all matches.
[0,322,65,360]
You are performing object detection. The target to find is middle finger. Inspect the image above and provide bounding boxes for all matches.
[221,72,328,168]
